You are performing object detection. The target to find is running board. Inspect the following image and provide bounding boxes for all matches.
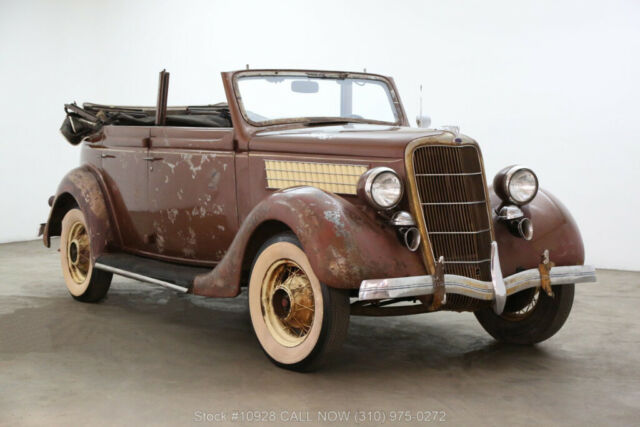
[94,253,212,293]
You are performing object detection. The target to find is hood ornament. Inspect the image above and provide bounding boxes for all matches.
[438,125,460,137]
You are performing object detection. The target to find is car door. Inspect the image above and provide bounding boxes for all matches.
[146,127,238,264]
[98,125,155,252]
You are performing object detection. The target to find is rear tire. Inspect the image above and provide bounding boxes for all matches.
[60,209,112,302]
[474,284,575,344]
[248,232,350,372]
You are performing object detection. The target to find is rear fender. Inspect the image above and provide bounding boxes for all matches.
[492,187,585,275]
[43,166,115,262]
[193,186,426,297]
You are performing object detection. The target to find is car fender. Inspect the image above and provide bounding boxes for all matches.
[193,186,427,297]
[43,165,115,262]
[492,187,585,276]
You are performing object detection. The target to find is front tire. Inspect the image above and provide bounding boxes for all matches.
[60,208,112,302]
[474,284,575,344]
[248,233,350,371]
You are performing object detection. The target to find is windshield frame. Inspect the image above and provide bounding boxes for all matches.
[231,70,405,127]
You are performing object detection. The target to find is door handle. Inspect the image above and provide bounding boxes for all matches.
[143,157,163,161]
[101,153,116,159]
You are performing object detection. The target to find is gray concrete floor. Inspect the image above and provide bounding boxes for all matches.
[0,240,638,426]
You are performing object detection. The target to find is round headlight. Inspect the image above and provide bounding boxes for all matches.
[360,167,403,209]
[498,165,538,205]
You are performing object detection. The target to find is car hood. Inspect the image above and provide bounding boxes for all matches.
[249,124,449,158]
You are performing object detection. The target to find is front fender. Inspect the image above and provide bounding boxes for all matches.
[492,187,585,276]
[43,165,114,262]
[193,186,426,297]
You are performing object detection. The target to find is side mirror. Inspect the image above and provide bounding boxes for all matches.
[416,115,431,128]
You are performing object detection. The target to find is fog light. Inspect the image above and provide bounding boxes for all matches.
[390,211,415,226]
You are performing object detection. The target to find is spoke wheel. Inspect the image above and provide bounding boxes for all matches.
[501,289,540,321]
[60,208,112,302]
[65,221,91,284]
[249,232,350,371]
[262,260,315,347]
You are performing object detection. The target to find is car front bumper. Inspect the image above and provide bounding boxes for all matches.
[358,242,597,315]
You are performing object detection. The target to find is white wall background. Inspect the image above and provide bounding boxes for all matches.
[1,0,638,270]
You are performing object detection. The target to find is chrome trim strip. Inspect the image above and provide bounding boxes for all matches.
[443,259,491,264]
[358,265,597,307]
[429,228,491,235]
[421,200,486,206]
[415,172,482,177]
[94,263,189,293]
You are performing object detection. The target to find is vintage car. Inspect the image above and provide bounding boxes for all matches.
[41,69,596,371]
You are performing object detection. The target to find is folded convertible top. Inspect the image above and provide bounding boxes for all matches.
[60,102,232,145]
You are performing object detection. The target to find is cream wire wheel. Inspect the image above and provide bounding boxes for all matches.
[60,208,112,302]
[261,259,316,347]
[248,233,350,371]
[65,220,91,284]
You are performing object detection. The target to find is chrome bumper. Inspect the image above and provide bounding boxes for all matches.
[359,242,596,315]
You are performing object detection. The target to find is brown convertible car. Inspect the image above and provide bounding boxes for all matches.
[41,69,596,371]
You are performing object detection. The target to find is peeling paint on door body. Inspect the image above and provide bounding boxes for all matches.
[146,127,238,263]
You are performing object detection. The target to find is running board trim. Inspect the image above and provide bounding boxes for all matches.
[94,262,189,293]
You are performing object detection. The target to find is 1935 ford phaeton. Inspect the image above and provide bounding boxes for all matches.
[41,69,596,371]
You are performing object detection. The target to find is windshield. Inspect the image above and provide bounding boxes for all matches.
[235,73,400,126]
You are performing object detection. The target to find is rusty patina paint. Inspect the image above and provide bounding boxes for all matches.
[145,126,238,263]
[43,165,114,262]
[538,250,555,297]
[428,256,446,311]
[192,186,427,298]
[491,187,585,276]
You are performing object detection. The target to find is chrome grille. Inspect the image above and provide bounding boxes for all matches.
[412,145,492,282]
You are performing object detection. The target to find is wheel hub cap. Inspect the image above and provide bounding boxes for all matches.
[66,221,90,284]
[262,260,315,347]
